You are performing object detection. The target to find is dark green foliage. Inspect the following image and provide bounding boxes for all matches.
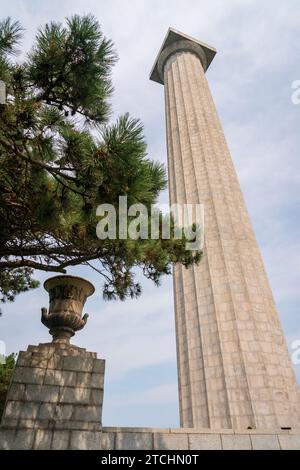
[0,353,16,419]
[0,15,201,311]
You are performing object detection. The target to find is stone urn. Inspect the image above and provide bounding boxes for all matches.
[42,275,95,344]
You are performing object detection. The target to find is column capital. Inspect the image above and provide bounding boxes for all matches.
[150,27,216,85]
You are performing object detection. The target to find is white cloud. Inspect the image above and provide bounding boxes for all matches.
[77,277,177,380]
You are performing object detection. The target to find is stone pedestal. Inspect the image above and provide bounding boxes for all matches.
[0,275,105,450]
[0,343,105,449]
[150,28,300,430]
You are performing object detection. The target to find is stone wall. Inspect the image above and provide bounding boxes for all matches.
[1,426,300,450]
[101,427,300,451]
[1,343,299,450]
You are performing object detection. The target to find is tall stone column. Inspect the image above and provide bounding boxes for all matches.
[150,28,300,430]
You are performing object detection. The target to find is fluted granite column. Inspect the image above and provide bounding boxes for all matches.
[150,28,300,430]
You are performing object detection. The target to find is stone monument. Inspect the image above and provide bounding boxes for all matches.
[150,27,300,431]
[0,275,105,450]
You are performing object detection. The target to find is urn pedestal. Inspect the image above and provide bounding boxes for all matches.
[0,275,105,450]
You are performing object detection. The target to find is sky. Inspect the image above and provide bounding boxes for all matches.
[1,0,300,428]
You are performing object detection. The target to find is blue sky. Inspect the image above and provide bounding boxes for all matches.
[1,0,300,427]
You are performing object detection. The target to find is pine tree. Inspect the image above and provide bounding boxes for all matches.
[0,15,201,311]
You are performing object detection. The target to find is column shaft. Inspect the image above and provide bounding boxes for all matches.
[164,49,300,429]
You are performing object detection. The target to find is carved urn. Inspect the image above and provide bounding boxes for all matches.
[42,275,95,344]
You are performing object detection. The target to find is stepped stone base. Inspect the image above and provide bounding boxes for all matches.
[0,343,105,450]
